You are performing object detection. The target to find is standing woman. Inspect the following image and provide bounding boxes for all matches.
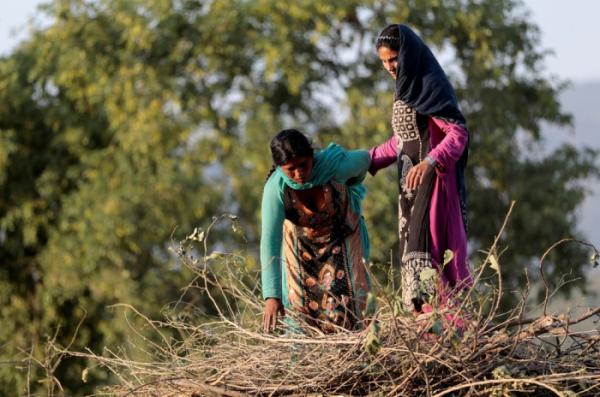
[261,129,371,333]
[369,24,471,312]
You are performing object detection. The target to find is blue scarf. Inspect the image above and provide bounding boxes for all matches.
[394,24,466,126]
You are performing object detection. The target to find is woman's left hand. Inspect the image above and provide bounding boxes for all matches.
[405,160,433,190]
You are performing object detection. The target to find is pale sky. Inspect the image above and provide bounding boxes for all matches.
[1,1,600,83]
[0,0,46,54]
[525,0,600,82]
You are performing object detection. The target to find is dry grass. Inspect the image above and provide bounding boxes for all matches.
[67,209,600,396]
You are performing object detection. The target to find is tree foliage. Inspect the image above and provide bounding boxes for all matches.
[0,0,597,393]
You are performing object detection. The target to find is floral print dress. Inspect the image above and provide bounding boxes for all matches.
[281,181,370,332]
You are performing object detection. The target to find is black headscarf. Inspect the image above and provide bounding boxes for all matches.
[392,24,466,126]
[379,24,469,230]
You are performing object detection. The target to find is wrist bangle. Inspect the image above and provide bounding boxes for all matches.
[425,156,436,166]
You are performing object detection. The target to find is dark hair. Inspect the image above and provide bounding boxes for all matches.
[266,129,314,180]
[375,24,400,51]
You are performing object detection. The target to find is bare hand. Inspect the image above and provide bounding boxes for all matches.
[405,160,433,190]
[263,298,285,332]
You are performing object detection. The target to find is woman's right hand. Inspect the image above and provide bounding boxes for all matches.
[263,298,285,332]
[405,159,434,190]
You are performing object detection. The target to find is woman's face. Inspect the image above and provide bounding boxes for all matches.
[280,156,313,184]
[378,46,399,80]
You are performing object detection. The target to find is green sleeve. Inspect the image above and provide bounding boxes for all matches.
[260,174,285,300]
[334,149,371,184]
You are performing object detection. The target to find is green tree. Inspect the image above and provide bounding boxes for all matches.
[0,0,224,393]
[0,0,596,394]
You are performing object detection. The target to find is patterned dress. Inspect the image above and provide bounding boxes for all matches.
[281,182,370,332]
[393,99,437,311]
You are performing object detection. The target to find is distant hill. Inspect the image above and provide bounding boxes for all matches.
[542,81,600,247]
[543,81,600,306]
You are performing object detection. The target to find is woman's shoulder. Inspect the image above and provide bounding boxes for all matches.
[316,142,344,155]
[428,117,469,134]
[317,142,368,158]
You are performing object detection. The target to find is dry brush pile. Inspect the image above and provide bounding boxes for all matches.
[70,212,600,396]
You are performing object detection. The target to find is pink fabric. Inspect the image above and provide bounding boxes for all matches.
[369,117,471,290]
[368,134,398,174]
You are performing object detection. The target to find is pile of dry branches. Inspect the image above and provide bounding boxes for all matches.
[71,212,600,396]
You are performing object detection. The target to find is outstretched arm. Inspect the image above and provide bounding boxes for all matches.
[260,176,285,301]
[368,134,398,175]
[260,176,287,332]
[334,149,372,184]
